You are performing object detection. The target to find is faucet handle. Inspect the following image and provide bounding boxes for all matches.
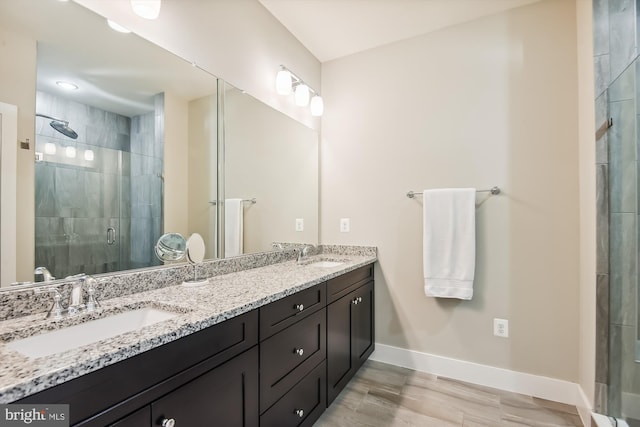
[83,276,101,312]
[34,287,64,319]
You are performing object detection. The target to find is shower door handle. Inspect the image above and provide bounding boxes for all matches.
[107,227,116,245]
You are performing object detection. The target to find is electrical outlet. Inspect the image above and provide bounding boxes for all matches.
[493,318,509,338]
[295,218,304,232]
[340,218,350,233]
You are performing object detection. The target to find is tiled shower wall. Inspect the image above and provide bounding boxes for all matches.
[34,91,163,279]
[593,0,640,418]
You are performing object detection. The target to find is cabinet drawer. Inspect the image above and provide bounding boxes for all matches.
[260,308,326,412]
[260,361,326,427]
[327,265,373,303]
[109,406,150,427]
[260,282,326,340]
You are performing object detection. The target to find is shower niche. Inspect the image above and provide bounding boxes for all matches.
[34,91,165,278]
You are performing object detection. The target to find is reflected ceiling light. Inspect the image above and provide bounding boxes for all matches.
[310,95,324,117]
[65,146,76,158]
[275,65,323,116]
[44,142,57,155]
[276,68,292,95]
[84,149,95,161]
[107,19,131,33]
[131,0,161,20]
[56,81,78,91]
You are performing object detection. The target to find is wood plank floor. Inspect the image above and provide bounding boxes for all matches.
[314,360,583,427]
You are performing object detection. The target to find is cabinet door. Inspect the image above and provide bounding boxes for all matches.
[326,281,374,405]
[151,346,258,427]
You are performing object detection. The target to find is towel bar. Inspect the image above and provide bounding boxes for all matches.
[208,198,257,205]
[406,187,500,199]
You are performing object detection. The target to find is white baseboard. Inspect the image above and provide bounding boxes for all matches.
[370,343,588,410]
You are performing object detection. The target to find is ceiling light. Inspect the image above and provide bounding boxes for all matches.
[65,146,76,158]
[107,19,131,33]
[294,84,310,107]
[310,95,324,117]
[56,81,78,91]
[84,149,95,161]
[131,0,161,20]
[276,69,292,95]
[44,142,57,155]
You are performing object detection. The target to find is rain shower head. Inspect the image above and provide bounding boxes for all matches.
[35,113,78,140]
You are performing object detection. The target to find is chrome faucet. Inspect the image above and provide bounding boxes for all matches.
[297,245,314,264]
[67,280,85,316]
[34,266,55,282]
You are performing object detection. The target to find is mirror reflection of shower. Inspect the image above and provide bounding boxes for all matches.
[33,90,165,280]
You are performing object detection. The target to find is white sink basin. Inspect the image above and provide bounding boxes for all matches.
[306,261,344,268]
[6,307,177,358]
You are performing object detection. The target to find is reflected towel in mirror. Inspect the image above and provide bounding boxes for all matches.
[225,199,244,257]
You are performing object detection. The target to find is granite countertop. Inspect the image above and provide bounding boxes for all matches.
[0,253,376,403]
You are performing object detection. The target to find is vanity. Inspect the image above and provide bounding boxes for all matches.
[0,249,376,426]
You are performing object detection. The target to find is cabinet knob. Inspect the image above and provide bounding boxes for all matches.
[162,419,176,427]
[358,296,363,303]
[294,348,304,356]
[352,298,359,305]
[295,304,304,312]
[295,409,304,418]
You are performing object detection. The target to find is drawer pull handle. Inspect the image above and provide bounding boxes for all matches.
[295,409,304,418]
[294,348,304,356]
[162,419,176,427]
[358,296,362,303]
[295,304,304,312]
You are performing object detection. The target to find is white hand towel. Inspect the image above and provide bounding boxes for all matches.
[225,199,243,257]
[423,188,476,300]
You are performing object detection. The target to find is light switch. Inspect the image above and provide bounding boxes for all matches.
[295,218,304,232]
[340,218,350,233]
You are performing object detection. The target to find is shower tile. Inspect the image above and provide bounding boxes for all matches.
[596,91,610,164]
[609,100,637,213]
[597,274,610,384]
[609,0,637,81]
[610,213,637,326]
[131,218,152,265]
[54,167,83,218]
[594,0,610,57]
[115,133,130,152]
[597,164,610,275]
[102,173,119,218]
[35,164,57,217]
[121,176,131,219]
[596,55,612,98]
[84,171,102,219]
[595,382,608,415]
[620,325,640,393]
[610,324,624,415]
[610,63,635,102]
[116,115,130,136]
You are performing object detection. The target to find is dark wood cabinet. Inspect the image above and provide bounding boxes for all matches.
[13,263,375,427]
[151,346,258,427]
[327,280,375,405]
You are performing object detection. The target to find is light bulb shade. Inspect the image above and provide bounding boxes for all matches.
[44,142,57,155]
[65,146,76,158]
[310,95,324,117]
[131,0,161,20]
[84,149,95,161]
[276,69,292,95]
[294,84,310,106]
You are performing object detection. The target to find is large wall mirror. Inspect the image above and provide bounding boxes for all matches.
[0,0,319,289]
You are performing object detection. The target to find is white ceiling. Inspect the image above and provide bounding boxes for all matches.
[259,0,541,62]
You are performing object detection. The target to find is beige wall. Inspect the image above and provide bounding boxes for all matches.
[188,94,218,259]
[576,0,596,412]
[75,0,321,131]
[0,27,36,283]
[163,91,189,238]
[320,0,581,382]
[225,87,319,254]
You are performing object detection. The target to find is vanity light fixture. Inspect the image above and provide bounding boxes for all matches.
[56,81,78,91]
[131,0,161,20]
[276,65,323,116]
[107,19,131,33]
[65,146,76,159]
[84,149,95,161]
